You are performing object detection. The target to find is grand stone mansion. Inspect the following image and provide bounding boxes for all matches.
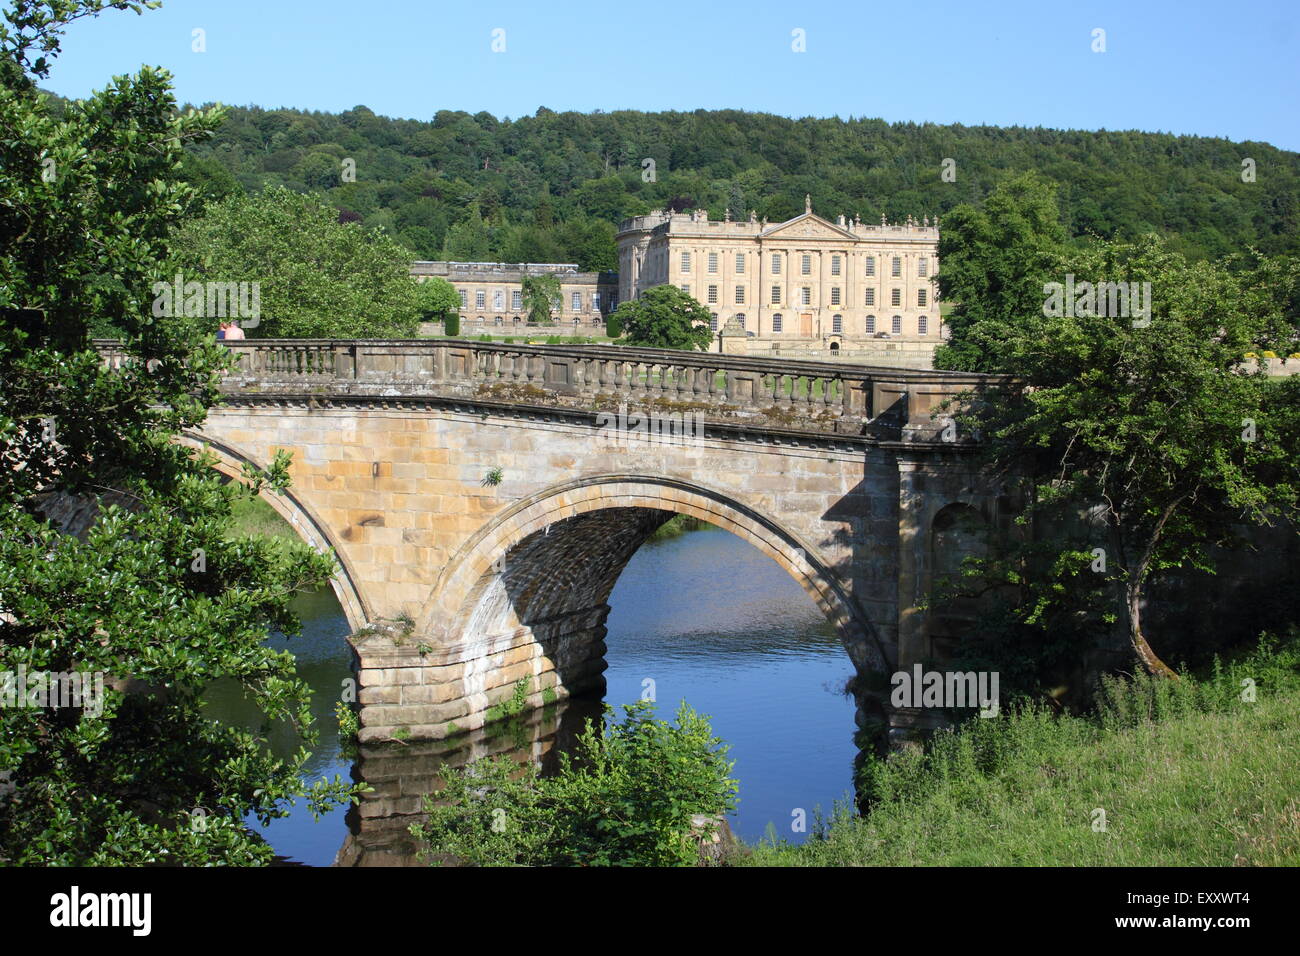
[412,199,942,367]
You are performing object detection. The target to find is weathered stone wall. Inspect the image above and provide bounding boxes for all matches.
[193,397,990,742]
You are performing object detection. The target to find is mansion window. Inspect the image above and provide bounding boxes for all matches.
[681,252,692,273]
[708,284,719,304]
[513,316,521,325]
[771,285,781,304]
[865,256,876,277]
[573,317,580,326]
[866,315,876,333]
[891,288,902,307]
[831,255,841,276]
[710,313,718,330]
[735,253,745,274]
[572,292,582,311]
[593,292,601,311]
[736,313,746,329]
[918,315,929,335]
[832,314,843,333]
[771,253,781,275]
[772,313,783,332]
[891,315,902,334]
[494,316,502,326]
[801,287,812,306]
[891,257,902,277]
[708,252,718,273]
[475,290,485,309]
[917,288,927,307]
[459,289,468,308]
[865,288,875,306]
[493,290,504,310]
[831,287,841,306]
[681,284,690,296]
[801,254,812,275]
[735,286,746,304]
[512,290,522,310]
[918,257,929,277]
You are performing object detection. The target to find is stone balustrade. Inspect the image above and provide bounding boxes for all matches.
[95,338,1005,441]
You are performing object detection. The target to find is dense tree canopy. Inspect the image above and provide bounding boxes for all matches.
[174,103,1300,270]
[167,186,423,338]
[935,177,1300,682]
[0,0,359,864]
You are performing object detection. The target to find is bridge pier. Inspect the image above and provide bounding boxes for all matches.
[349,606,614,743]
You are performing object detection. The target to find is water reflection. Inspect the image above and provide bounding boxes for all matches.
[213,527,864,865]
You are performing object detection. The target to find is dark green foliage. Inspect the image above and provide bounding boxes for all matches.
[0,0,361,864]
[410,701,738,866]
[444,311,459,337]
[610,285,713,350]
[605,314,623,339]
[175,105,1300,273]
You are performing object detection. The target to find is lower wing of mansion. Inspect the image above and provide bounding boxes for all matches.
[412,199,943,369]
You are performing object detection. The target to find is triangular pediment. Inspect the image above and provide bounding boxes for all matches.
[759,212,857,241]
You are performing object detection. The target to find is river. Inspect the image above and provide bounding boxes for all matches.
[205,525,862,865]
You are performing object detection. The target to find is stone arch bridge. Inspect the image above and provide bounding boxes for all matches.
[101,339,1011,743]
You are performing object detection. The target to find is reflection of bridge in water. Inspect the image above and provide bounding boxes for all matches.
[101,338,1015,748]
[334,694,604,866]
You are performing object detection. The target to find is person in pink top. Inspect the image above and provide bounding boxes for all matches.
[219,320,245,340]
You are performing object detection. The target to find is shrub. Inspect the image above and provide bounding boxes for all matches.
[605,315,623,339]
[444,312,460,337]
[410,701,737,866]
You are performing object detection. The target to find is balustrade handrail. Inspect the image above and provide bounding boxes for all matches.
[92,337,1006,387]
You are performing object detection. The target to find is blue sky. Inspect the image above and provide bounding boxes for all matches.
[43,0,1300,151]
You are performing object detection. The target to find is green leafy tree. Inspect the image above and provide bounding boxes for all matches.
[611,284,714,350]
[411,701,738,866]
[169,186,422,338]
[933,171,1067,372]
[0,0,361,865]
[520,272,561,325]
[957,235,1300,678]
[414,276,459,324]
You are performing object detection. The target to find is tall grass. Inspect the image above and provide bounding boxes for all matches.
[741,633,1300,866]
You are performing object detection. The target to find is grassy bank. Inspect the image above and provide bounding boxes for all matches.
[228,493,299,552]
[647,514,714,541]
[742,638,1300,866]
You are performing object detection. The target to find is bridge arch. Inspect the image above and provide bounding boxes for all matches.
[416,473,890,674]
[181,431,371,632]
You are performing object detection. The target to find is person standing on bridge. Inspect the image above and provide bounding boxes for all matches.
[218,320,245,341]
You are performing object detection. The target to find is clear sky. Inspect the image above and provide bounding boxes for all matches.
[42,0,1300,151]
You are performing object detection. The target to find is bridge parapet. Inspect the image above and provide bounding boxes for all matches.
[95,339,1005,442]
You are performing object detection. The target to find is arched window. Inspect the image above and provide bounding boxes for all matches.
[829,341,840,354]
[891,315,902,334]
[494,316,503,326]
[918,315,928,335]
[866,314,876,334]
[513,316,521,325]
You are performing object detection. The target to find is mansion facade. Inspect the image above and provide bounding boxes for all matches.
[412,200,941,367]
[411,260,619,333]
[616,197,942,364]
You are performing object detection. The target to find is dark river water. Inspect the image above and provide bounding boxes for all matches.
[206,526,861,865]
